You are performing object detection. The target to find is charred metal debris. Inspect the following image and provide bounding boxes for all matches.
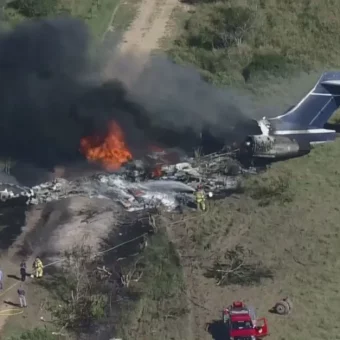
[0,149,264,211]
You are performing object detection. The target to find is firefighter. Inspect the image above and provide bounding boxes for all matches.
[32,257,43,278]
[195,185,206,211]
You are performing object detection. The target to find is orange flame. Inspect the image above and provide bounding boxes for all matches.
[80,121,132,171]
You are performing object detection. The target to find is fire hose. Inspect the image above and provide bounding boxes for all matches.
[0,309,23,316]
[0,282,19,298]
[0,212,208,319]
[0,282,23,317]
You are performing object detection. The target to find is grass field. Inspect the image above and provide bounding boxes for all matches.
[63,0,122,38]
[3,0,139,40]
[160,139,340,339]
[1,0,340,338]
[167,0,340,88]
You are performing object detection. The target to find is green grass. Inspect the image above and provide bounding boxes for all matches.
[5,327,63,340]
[167,0,340,87]
[3,0,129,39]
[328,108,340,124]
[168,139,340,340]
[57,0,122,38]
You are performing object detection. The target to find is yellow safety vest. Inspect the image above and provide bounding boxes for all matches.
[195,191,205,202]
[34,260,43,268]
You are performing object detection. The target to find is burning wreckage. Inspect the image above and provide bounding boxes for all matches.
[0,114,334,212]
[0,117,260,212]
[0,149,258,212]
[1,70,340,211]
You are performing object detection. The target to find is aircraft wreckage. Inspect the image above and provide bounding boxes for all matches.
[0,150,259,212]
[1,71,339,211]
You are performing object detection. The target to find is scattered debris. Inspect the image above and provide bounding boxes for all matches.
[272,297,293,315]
[0,149,262,211]
[204,245,274,286]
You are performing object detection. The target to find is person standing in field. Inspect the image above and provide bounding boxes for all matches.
[0,267,3,290]
[17,284,27,308]
[20,260,27,282]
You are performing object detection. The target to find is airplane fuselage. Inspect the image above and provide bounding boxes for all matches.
[258,117,336,145]
[238,71,340,163]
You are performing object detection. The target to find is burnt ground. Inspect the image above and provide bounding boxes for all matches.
[0,196,189,340]
[0,197,153,339]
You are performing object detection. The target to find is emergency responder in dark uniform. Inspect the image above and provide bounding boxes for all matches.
[20,260,27,282]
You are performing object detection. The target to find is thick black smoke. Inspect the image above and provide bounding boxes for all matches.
[0,17,148,169]
[103,48,261,151]
[0,16,261,170]
[129,55,254,138]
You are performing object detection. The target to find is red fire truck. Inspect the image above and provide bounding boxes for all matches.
[222,301,269,340]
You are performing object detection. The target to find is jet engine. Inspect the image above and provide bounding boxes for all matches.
[239,135,311,160]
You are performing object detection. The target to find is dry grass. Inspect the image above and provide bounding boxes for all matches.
[162,139,340,340]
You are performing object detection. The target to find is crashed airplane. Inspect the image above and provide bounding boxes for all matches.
[237,71,340,163]
[0,151,251,212]
[0,72,338,212]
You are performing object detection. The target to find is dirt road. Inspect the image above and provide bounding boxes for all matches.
[104,0,179,87]
[119,0,177,54]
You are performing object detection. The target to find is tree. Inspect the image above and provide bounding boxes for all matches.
[9,0,58,18]
[47,244,108,332]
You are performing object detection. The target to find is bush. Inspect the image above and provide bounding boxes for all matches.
[244,168,294,206]
[169,4,257,85]
[114,230,188,339]
[7,327,58,340]
[184,5,254,50]
[242,53,295,82]
[169,1,340,87]
[40,244,108,331]
[8,0,59,18]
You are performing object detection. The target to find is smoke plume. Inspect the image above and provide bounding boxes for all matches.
[128,54,255,137]
[0,16,259,170]
[0,17,146,168]
[103,46,258,145]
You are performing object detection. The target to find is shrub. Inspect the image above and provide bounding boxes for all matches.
[8,0,59,18]
[184,6,255,50]
[7,327,58,340]
[244,168,294,206]
[243,53,295,82]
